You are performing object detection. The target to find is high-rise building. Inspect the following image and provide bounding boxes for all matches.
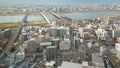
[0,31,3,40]
[59,38,71,50]
[83,32,91,40]
[58,27,69,38]
[73,37,80,49]
[26,38,37,53]
[45,46,57,61]
[2,29,11,38]
[113,26,120,38]
[115,43,120,60]
[92,53,104,68]
[79,44,86,61]
[22,33,28,41]
[39,42,52,52]
[5,54,15,67]
[79,28,83,37]
[107,18,114,24]
[16,51,25,62]
[51,38,60,49]
[49,27,58,37]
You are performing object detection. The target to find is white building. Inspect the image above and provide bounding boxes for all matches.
[58,61,93,68]
[16,45,25,62]
[115,43,120,60]
[45,61,56,68]
[59,38,71,50]
[16,52,25,62]
[95,28,107,40]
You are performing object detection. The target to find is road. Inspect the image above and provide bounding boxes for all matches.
[107,50,120,68]
[41,12,51,24]
[0,13,29,59]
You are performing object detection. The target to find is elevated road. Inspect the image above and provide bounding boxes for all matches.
[52,12,79,27]
[52,12,72,21]
[107,50,120,68]
[51,12,62,19]
[0,13,29,59]
[41,12,51,24]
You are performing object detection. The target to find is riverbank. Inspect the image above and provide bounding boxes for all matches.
[0,10,120,16]
[27,20,57,26]
[0,23,20,28]
[0,20,56,28]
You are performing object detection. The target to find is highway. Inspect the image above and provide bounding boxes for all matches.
[41,12,51,24]
[0,13,29,59]
[107,50,120,68]
[105,45,120,68]
[51,12,78,25]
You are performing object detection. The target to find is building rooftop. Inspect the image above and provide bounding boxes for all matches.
[52,38,59,41]
[40,42,52,46]
[47,46,56,49]
[92,53,104,63]
[45,61,55,67]
[58,61,82,68]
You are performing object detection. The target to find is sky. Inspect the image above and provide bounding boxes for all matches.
[0,0,120,6]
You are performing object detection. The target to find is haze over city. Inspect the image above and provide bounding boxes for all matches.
[0,0,120,6]
[0,0,120,68]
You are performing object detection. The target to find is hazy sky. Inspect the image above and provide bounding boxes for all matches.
[0,0,120,6]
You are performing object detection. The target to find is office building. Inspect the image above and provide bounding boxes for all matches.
[49,27,58,37]
[37,35,45,43]
[45,46,57,61]
[113,26,120,38]
[115,43,120,60]
[2,29,11,38]
[73,37,80,49]
[59,38,71,50]
[92,53,104,68]
[5,54,15,67]
[58,26,69,38]
[95,28,107,40]
[16,51,25,62]
[71,31,76,37]
[39,42,52,52]
[51,38,60,49]
[78,28,83,37]
[83,32,91,40]
[32,32,39,38]
[107,18,114,24]
[79,44,86,61]
[26,38,37,53]
[22,33,28,41]
[0,31,3,40]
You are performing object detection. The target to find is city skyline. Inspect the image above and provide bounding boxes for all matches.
[0,0,120,6]
[0,0,120,68]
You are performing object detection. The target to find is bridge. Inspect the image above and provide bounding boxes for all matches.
[51,12,62,19]
[0,13,29,59]
[52,12,79,27]
[41,12,51,24]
